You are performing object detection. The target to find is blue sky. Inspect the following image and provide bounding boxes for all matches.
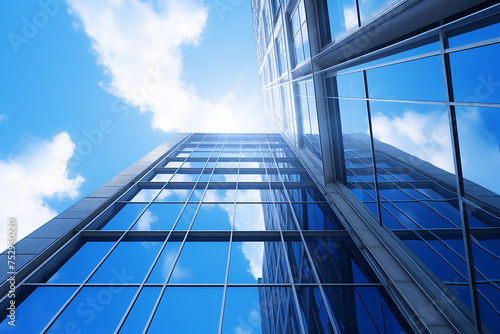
[0,0,270,248]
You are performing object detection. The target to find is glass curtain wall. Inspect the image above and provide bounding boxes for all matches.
[0,133,412,334]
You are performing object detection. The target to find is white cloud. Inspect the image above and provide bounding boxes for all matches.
[0,115,7,123]
[67,0,270,133]
[0,132,85,251]
[371,110,455,173]
[135,210,157,230]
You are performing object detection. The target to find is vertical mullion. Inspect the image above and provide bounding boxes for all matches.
[439,30,481,331]
[362,70,383,225]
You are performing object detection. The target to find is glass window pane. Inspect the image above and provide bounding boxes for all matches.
[306,236,378,283]
[323,286,412,333]
[147,287,223,334]
[0,287,76,333]
[336,71,365,98]
[90,241,163,283]
[450,43,500,104]
[234,204,273,231]
[204,188,237,202]
[129,189,160,202]
[47,242,115,283]
[359,0,401,23]
[191,203,234,230]
[326,0,358,41]
[147,241,182,283]
[370,101,457,195]
[47,287,137,334]
[150,173,173,182]
[259,286,301,333]
[366,56,446,101]
[170,173,199,182]
[119,287,161,333]
[229,241,289,284]
[285,240,316,283]
[131,203,184,231]
[222,288,263,334]
[296,287,335,333]
[101,203,147,230]
[456,106,500,200]
[174,203,199,230]
[448,20,500,48]
[170,241,229,283]
[154,188,191,202]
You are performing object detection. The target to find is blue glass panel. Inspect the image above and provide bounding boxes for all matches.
[472,236,500,279]
[119,287,161,333]
[238,173,265,182]
[170,241,229,283]
[404,237,468,282]
[293,202,345,230]
[259,286,301,333]
[129,189,160,202]
[336,71,365,98]
[323,286,412,333]
[276,203,299,230]
[0,287,76,333]
[170,172,200,182]
[131,203,184,230]
[90,241,162,283]
[456,106,500,199]
[101,203,147,230]
[366,56,446,101]
[228,241,289,284]
[188,189,205,202]
[450,43,500,103]
[204,188,237,202]
[448,21,500,48]
[154,188,191,202]
[47,242,115,283]
[147,241,182,283]
[222,288,263,334]
[285,240,316,283]
[163,161,183,168]
[477,283,500,332]
[326,0,358,41]
[306,237,378,283]
[174,203,198,230]
[381,201,460,229]
[191,203,234,230]
[147,287,223,333]
[358,0,401,22]
[370,101,457,197]
[47,287,137,334]
[296,287,335,333]
[234,204,275,231]
[468,206,500,228]
[150,173,173,182]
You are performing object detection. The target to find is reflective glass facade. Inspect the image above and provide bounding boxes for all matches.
[252,0,500,332]
[0,134,412,333]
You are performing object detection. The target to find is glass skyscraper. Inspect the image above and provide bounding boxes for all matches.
[1,1,499,333]
[1,133,413,333]
[251,0,499,333]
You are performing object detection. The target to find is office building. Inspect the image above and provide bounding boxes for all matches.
[251,0,500,333]
[1,133,415,333]
[1,0,499,333]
